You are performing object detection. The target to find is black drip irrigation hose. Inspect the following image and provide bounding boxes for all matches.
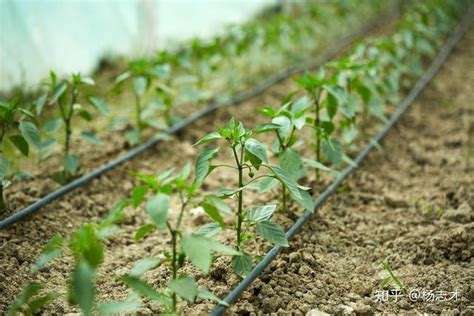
[0,10,400,230]
[211,9,474,316]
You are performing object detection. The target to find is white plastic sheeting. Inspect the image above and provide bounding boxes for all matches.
[0,0,274,91]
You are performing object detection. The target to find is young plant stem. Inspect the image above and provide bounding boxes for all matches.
[134,93,143,130]
[0,183,7,213]
[232,144,244,251]
[313,89,321,181]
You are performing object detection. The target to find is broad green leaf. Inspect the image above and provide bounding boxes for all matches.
[255,221,288,246]
[168,276,198,302]
[98,297,140,315]
[19,121,42,148]
[0,157,11,180]
[130,258,160,277]
[197,288,228,306]
[12,171,33,180]
[69,224,103,268]
[31,234,64,273]
[272,116,292,139]
[231,253,253,277]
[245,177,278,193]
[181,234,239,273]
[246,205,277,223]
[44,118,62,133]
[126,128,141,146]
[194,147,219,185]
[49,82,67,105]
[244,138,268,164]
[194,132,222,146]
[121,276,165,304]
[78,109,93,121]
[202,203,226,227]
[267,165,302,200]
[322,139,343,167]
[9,135,29,156]
[80,131,102,145]
[134,224,155,241]
[70,261,95,316]
[195,222,222,237]
[64,155,81,174]
[145,193,170,230]
[80,77,95,86]
[131,185,148,208]
[302,158,331,171]
[294,189,314,211]
[88,96,111,115]
[279,149,306,181]
[254,123,281,134]
[133,77,148,96]
[206,195,232,215]
[100,200,129,228]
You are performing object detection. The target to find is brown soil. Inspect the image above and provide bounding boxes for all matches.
[0,18,472,316]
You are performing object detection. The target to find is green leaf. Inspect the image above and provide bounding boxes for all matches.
[12,171,33,180]
[121,276,165,304]
[302,158,331,171]
[194,147,219,185]
[246,205,277,223]
[70,261,95,316]
[126,128,141,146]
[195,222,222,237]
[145,194,169,230]
[9,135,29,156]
[197,288,228,306]
[130,258,160,277]
[31,234,64,273]
[35,93,48,115]
[131,185,148,208]
[181,234,239,273]
[267,165,302,200]
[80,131,102,145]
[0,157,11,181]
[322,139,343,167]
[19,121,42,148]
[69,224,103,268]
[231,253,253,277]
[254,123,281,134]
[44,118,62,133]
[81,77,95,86]
[206,195,232,215]
[7,283,42,316]
[114,71,131,85]
[134,224,155,241]
[168,276,198,302]
[194,132,222,146]
[88,96,110,115]
[245,177,278,193]
[28,291,59,314]
[64,155,81,174]
[133,76,148,96]
[279,149,306,181]
[244,138,268,164]
[78,109,93,121]
[272,116,292,139]
[49,82,67,105]
[98,297,140,315]
[294,189,314,211]
[255,221,288,246]
[202,203,226,227]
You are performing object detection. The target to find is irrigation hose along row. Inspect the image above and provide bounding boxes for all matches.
[211,9,474,316]
[0,9,400,229]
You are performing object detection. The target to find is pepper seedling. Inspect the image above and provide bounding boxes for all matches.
[0,96,40,213]
[258,94,331,211]
[194,118,313,276]
[125,165,236,313]
[43,71,110,184]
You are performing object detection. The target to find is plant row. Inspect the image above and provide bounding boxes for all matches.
[0,0,391,215]
[6,0,469,314]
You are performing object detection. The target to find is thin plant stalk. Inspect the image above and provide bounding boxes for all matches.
[232,144,244,251]
[313,89,321,181]
[0,183,6,213]
[134,93,143,129]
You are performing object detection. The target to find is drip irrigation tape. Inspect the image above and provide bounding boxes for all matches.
[0,9,399,229]
[211,9,474,316]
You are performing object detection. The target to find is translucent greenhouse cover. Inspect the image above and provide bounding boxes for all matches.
[0,0,275,92]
